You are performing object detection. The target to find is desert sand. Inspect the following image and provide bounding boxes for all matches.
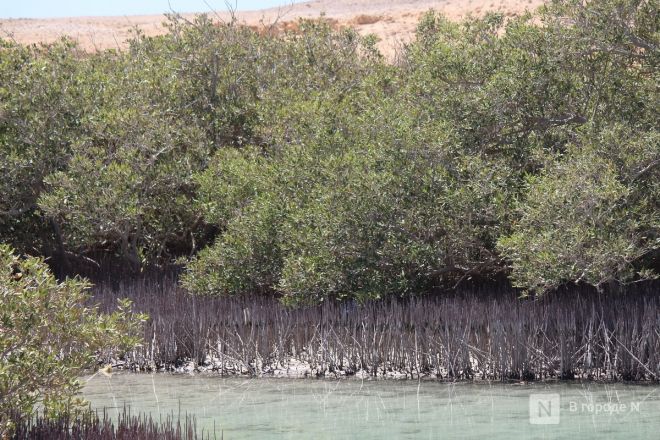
[0,0,545,57]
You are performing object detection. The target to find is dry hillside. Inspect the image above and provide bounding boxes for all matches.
[0,0,545,57]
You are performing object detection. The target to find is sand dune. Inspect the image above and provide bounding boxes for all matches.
[0,0,545,57]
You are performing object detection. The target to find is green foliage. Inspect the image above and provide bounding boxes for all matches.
[37,27,213,265]
[498,133,658,292]
[495,0,660,293]
[0,245,147,436]
[0,39,83,254]
[184,104,515,305]
[1,0,658,302]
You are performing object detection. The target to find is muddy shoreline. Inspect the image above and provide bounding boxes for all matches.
[102,355,659,383]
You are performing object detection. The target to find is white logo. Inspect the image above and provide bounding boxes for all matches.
[529,394,560,425]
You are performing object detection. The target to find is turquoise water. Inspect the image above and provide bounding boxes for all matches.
[82,374,660,439]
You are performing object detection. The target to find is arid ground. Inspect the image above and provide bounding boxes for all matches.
[1,0,544,57]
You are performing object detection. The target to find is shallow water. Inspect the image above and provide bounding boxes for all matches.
[82,373,660,439]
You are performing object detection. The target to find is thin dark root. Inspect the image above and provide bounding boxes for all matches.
[93,275,660,382]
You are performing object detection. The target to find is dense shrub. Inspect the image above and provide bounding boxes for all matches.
[0,40,83,256]
[0,0,658,303]
[184,0,658,303]
[0,245,146,437]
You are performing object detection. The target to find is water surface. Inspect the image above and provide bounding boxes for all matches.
[82,373,660,439]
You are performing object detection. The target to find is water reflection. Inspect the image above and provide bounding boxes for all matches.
[82,374,660,439]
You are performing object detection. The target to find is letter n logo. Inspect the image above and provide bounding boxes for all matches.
[529,394,560,424]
